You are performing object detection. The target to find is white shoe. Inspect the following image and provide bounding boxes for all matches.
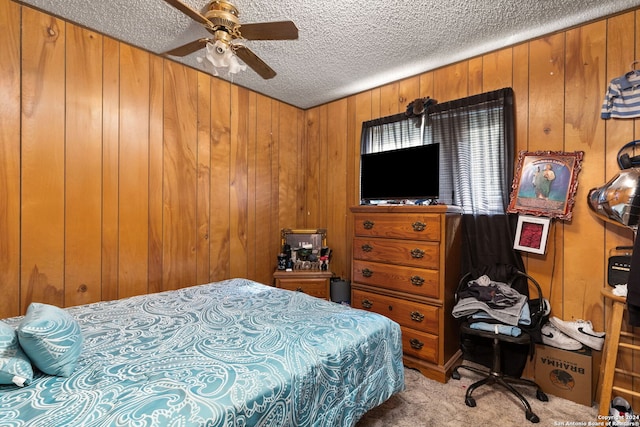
[541,322,583,350]
[610,396,634,427]
[549,317,605,351]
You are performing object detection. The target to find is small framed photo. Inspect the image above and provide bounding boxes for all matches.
[513,215,551,255]
[507,151,584,220]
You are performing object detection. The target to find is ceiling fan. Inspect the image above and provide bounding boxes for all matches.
[163,0,298,79]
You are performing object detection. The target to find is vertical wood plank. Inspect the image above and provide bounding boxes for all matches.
[345,95,358,279]
[230,86,249,278]
[246,91,257,279]
[433,62,469,102]
[468,56,484,95]
[21,8,66,311]
[196,72,211,285]
[148,54,164,294]
[277,102,301,230]
[209,77,231,281]
[563,21,607,324]
[296,107,307,227]
[255,94,275,284]
[346,96,359,207]
[528,34,566,150]
[380,81,400,116]
[371,87,381,120]
[526,33,566,309]
[269,100,281,279]
[162,61,198,290]
[482,48,513,92]
[118,45,150,297]
[512,43,530,155]
[316,105,329,228]
[64,24,103,307]
[0,0,21,318]
[102,36,120,302]
[326,99,349,279]
[399,76,420,112]
[305,106,322,226]
[419,71,435,99]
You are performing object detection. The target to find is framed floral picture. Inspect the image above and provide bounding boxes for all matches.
[513,215,551,255]
[507,150,584,220]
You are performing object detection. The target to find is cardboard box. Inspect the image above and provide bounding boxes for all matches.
[534,344,598,406]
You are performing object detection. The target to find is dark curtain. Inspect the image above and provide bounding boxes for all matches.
[428,88,523,273]
[427,88,527,376]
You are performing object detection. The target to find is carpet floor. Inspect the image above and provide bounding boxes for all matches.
[356,365,599,427]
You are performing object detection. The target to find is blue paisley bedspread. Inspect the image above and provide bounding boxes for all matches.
[0,278,404,426]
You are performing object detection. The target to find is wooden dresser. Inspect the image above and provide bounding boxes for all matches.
[350,205,462,383]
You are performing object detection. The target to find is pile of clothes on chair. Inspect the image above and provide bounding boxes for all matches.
[452,273,540,337]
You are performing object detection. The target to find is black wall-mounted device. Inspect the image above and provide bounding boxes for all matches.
[608,246,633,287]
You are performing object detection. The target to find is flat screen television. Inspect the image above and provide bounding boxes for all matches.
[360,143,439,203]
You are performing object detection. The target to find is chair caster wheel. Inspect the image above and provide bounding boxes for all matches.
[526,411,540,423]
[465,396,476,407]
[536,390,548,402]
[451,371,460,380]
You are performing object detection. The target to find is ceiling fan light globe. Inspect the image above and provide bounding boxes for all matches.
[228,55,247,74]
[199,40,246,76]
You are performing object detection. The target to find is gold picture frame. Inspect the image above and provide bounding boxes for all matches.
[507,150,584,220]
[281,228,327,254]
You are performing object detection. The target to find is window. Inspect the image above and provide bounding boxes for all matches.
[360,88,514,215]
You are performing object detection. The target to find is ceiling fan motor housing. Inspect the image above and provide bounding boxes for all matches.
[205,0,241,35]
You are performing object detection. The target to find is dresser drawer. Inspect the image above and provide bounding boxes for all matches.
[352,288,439,334]
[276,278,329,299]
[353,260,440,299]
[354,213,441,241]
[353,237,439,269]
[401,327,438,363]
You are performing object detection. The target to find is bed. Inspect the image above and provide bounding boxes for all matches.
[0,278,404,426]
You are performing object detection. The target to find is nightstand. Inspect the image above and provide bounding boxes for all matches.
[273,270,333,300]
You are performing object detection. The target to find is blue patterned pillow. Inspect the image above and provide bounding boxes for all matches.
[17,303,83,377]
[0,321,33,386]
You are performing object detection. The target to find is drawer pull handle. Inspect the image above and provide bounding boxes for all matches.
[410,275,425,286]
[410,248,425,259]
[410,311,424,322]
[363,220,375,229]
[361,244,373,252]
[409,338,424,350]
[412,221,426,232]
[362,268,373,278]
[361,299,373,309]
[295,287,305,293]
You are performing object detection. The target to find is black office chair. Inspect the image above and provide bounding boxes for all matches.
[451,264,548,424]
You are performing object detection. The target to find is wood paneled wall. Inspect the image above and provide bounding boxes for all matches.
[0,0,307,317]
[1,0,638,399]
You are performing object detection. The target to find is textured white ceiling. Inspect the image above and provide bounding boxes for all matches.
[16,0,640,109]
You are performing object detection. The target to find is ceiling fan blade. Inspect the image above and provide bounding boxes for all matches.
[234,45,276,79]
[164,38,209,57]
[240,21,298,40]
[164,0,212,27]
